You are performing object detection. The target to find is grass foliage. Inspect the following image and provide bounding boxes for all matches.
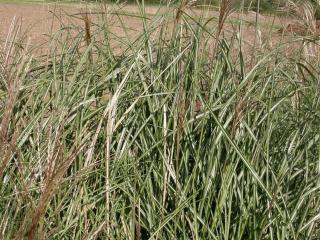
[0,0,320,239]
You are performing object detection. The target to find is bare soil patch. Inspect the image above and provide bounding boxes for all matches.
[0,3,67,42]
[278,20,320,35]
[0,3,287,43]
[0,3,316,59]
[0,3,151,53]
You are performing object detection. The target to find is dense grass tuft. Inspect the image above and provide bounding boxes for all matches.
[1,1,320,239]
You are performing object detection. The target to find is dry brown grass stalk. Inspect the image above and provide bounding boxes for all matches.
[10,115,89,239]
[82,11,92,47]
[134,201,141,240]
[214,0,234,50]
[174,0,196,30]
[26,141,87,240]
[0,19,25,179]
[175,0,188,26]
[81,7,93,63]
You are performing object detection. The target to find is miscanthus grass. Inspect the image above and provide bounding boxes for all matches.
[0,1,320,239]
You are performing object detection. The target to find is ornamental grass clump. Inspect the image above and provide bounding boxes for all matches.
[0,1,320,239]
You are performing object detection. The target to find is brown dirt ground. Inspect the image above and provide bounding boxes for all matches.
[0,3,317,59]
[0,3,287,42]
[0,3,68,42]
